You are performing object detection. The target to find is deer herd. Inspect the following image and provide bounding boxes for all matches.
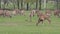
[0,8,60,26]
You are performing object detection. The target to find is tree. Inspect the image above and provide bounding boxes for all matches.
[39,0,41,10]
[0,0,1,8]
[57,0,60,9]
[3,0,11,9]
[36,0,38,9]
[56,0,58,9]
[10,0,17,9]
[3,0,8,9]
[17,0,19,9]
[25,0,31,10]
[21,0,23,9]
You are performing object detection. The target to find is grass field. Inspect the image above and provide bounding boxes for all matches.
[0,11,60,34]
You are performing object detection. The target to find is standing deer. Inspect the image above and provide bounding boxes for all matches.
[29,9,36,22]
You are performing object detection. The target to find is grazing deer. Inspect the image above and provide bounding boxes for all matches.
[54,9,60,17]
[45,9,52,18]
[4,10,12,18]
[0,9,4,16]
[19,9,25,16]
[36,11,51,26]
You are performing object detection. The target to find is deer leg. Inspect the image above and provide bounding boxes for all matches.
[9,15,12,18]
[47,18,51,24]
[33,14,35,17]
[29,16,32,22]
[54,13,57,17]
[41,20,43,24]
[57,14,60,17]
[36,18,43,26]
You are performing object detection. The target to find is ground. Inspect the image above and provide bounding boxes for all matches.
[0,11,60,34]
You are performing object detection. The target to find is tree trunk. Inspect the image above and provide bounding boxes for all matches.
[39,0,41,10]
[12,0,16,9]
[13,3,15,9]
[36,0,38,9]
[26,2,29,10]
[21,0,23,9]
[4,0,7,9]
[0,0,1,8]
[17,0,19,9]
[6,0,8,7]
[56,0,58,9]
[4,2,6,9]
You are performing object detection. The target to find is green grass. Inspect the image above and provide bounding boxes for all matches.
[0,11,60,34]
